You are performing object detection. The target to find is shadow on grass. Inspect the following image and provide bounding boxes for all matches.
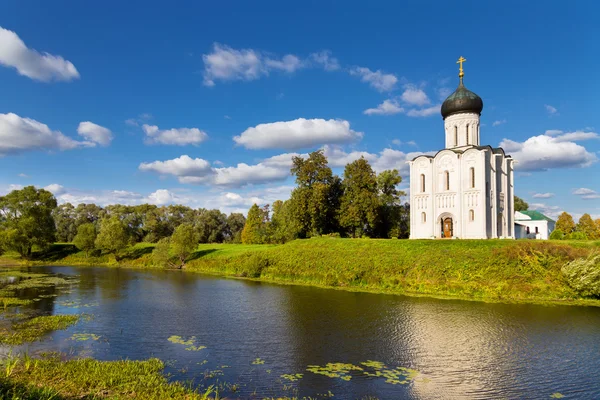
[0,378,67,400]
[32,244,79,262]
[187,249,218,262]
[121,246,154,261]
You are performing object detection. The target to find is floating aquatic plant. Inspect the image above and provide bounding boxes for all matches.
[57,300,98,309]
[306,363,363,380]
[251,357,265,365]
[360,361,420,385]
[281,373,303,382]
[69,333,100,342]
[167,335,206,351]
[550,394,565,399]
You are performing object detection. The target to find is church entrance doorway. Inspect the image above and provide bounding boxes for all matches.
[443,218,453,238]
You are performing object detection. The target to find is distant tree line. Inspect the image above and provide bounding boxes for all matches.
[0,186,246,260]
[240,150,410,244]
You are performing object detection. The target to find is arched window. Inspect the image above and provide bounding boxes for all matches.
[470,167,475,188]
[420,174,425,193]
[444,171,450,191]
[466,124,469,145]
[469,209,475,221]
[454,126,458,146]
[421,212,426,223]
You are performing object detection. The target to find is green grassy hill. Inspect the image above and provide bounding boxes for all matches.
[6,238,600,305]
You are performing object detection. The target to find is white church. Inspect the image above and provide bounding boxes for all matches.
[409,57,515,239]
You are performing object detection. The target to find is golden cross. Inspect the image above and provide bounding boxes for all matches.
[457,56,466,78]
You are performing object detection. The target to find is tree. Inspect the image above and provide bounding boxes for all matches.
[549,229,564,240]
[73,223,97,257]
[339,158,380,238]
[170,223,199,268]
[242,204,265,244]
[377,169,405,238]
[152,237,172,268]
[270,200,299,243]
[195,209,228,243]
[514,196,529,212]
[556,212,576,235]
[226,213,246,243]
[95,217,129,261]
[289,150,341,237]
[577,213,600,240]
[0,186,57,258]
[53,203,77,242]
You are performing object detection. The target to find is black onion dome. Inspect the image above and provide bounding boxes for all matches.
[440,79,483,119]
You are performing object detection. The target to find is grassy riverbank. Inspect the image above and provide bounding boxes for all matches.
[5,238,600,306]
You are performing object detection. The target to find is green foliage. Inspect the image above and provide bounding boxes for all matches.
[577,213,600,240]
[241,204,266,244]
[0,315,80,345]
[270,200,299,243]
[556,212,576,235]
[72,223,96,257]
[170,223,199,268]
[339,158,380,237]
[377,169,406,238]
[195,209,227,243]
[514,195,528,211]
[95,216,129,260]
[561,253,600,297]
[226,213,246,243]
[52,203,77,242]
[549,229,564,240]
[0,186,57,259]
[152,237,172,268]
[568,231,588,240]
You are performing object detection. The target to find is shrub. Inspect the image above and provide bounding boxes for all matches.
[569,231,588,240]
[561,253,600,297]
[549,229,564,240]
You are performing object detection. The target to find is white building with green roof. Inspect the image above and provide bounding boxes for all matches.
[514,210,556,240]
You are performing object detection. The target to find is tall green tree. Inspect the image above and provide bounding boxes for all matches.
[339,157,380,238]
[53,203,78,242]
[73,223,97,258]
[170,223,199,268]
[556,212,576,235]
[514,196,529,212]
[195,209,228,243]
[0,186,57,258]
[226,213,246,243]
[270,199,299,243]
[289,150,341,237]
[241,204,265,244]
[376,169,405,238]
[577,213,600,240]
[95,217,129,261]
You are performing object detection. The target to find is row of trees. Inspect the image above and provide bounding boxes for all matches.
[552,212,600,240]
[241,150,410,244]
[0,186,246,259]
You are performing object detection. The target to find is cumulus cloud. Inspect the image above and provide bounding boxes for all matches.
[44,183,66,195]
[233,118,362,150]
[0,26,79,82]
[401,86,430,106]
[349,66,398,92]
[499,134,598,171]
[364,99,404,116]
[142,124,208,146]
[125,113,152,127]
[573,188,600,200]
[492,119,507,127]
[0,112,94,156]
[406,105,441,117]
[139,155,213,177]
[202,43,340,86]
[77,122,113,146]
[551,131,599,142]
[545,104,558,115]
[147,189,181,205]
[309,50,340,71]
[532,192,554,199]
[529,203,562,220]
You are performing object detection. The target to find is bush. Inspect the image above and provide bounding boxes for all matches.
[569,231,588,240]
[561,253,600,297]
[549,229,564,240]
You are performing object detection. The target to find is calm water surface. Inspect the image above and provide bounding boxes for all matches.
[2,265,600,399]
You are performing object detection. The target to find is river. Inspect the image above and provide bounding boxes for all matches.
[2,265,600,399]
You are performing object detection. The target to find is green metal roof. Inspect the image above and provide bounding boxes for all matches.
[517,210,555,222]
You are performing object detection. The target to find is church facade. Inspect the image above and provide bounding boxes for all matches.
[408,58,515,239]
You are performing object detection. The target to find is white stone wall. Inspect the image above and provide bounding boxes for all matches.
[444,112,481,148]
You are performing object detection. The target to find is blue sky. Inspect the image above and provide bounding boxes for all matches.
[0,1,598,219]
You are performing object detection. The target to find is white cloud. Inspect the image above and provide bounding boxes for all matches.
[349,66,398,92]
[364,99,404,116]
[44,183,66,195]
[139,155,213,177]
[492,119,507,127]
[401,86,430,106]
[125,113,152,127]
[264,54,303,73]
[18,173,29,178]
[142,124,208,146]
[532,192,554,199]
[309,50,340,71]
[438,87,452,99]
[0,112,94,156]
[545,104,558,115]
[529,203,562,220]
[323,145,376,168]
[147,189,180,205]
[573,188,600,200]
[552,131,599,142]
[233,118,362,150]
[202,43,264,86]
[0,26,79,82]
[500,134,598,171]
[406,104,441,117]
[544,129,563,136]
[77,122,113,146]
